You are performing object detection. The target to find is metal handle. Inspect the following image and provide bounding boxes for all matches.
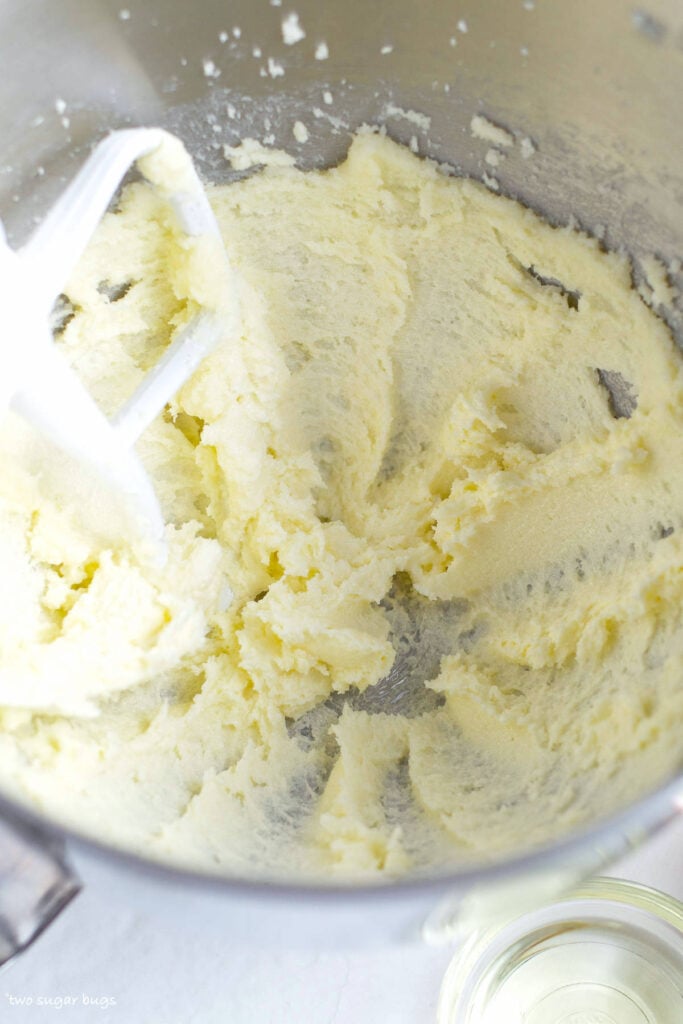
[0,811,80,966]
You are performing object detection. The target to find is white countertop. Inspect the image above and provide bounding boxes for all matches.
[3,818,682,1024]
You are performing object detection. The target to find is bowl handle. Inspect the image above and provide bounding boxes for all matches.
[0,810,80,966]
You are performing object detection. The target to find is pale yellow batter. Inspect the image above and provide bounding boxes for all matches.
[0,131,681,879]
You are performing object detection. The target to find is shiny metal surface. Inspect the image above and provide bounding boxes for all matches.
[3,0,683,260]
[0,808,80,965]
[0,0,682,944]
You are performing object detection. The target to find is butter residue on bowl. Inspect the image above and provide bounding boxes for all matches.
[0,132,682,880]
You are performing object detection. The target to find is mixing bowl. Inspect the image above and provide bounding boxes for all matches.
[0,0,682,955]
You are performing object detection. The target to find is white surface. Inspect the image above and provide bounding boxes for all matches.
[3,818,682,1024]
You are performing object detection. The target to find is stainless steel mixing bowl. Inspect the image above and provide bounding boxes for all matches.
[0,0,681,954]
